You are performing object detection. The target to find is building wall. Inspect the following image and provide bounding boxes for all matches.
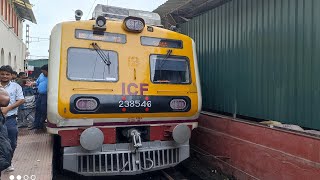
[181,0,320,130]
[0,0,26,72]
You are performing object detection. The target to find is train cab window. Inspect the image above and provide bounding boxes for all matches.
[150,55,191,84]
[67,48,118,82]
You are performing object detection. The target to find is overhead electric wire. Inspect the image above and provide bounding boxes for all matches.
[86,0,97,19]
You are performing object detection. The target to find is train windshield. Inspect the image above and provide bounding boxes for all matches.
[67,48,118,82]
[150,55,191,84]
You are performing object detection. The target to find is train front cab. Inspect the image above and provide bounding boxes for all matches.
[47,14,201,176]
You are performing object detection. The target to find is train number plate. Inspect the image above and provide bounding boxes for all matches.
[118,100,152,108]
[70,94,191,114]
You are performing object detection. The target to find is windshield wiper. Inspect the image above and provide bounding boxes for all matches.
[91,43,112,76]
[157,49,173,82]
[159,49,172,69]
[91,43,111,66]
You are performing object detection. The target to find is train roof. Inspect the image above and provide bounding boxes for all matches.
[93,4,162,26]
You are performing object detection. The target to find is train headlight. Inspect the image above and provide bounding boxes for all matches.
[96,16,106,27]
[75,98,98,111]
[123,16,145,33]
[170,99,187,110]
[80,127,104,151]
[172,124,191,144]
[93,16,106,31]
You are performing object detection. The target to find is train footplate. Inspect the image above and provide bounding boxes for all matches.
[63,140,190,176]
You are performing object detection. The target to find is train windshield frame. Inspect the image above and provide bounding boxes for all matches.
[149,54,191,84]
[67,47,119,82]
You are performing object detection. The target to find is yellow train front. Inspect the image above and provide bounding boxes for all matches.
[47,5,201,176]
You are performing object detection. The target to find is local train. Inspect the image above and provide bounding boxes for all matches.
[47,4,201,176]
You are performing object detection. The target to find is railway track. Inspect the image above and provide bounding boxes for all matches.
[54,168,191,180]
[161,169,190,180]
[53,156,227,180]
[53,166,202,180]
[161,170,176,180]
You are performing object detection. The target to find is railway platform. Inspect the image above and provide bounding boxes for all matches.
[1,128,53,180]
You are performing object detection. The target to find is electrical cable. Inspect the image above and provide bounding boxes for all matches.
[86,0,97,19]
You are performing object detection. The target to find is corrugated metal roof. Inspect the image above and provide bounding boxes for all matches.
[13,0,37,24]
[153,0,230,28]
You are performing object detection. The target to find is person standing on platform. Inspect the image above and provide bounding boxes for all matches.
[17,72,28,128]
[29,65,48,130]
[16,72,27,87]
[11,71,18,83]
[0,83,10,177]
[0,65,25,172]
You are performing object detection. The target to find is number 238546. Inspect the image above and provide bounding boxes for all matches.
[119,100,151,108]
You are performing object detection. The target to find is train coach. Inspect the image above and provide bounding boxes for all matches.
[47,5,201,176]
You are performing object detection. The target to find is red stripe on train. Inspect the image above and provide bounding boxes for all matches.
[47,119,198,128]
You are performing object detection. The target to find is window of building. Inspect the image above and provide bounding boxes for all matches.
[8,4,11,25]
[10,5,13,26]
[8,52,11,66]
[14,56,16,70]
[12,12,15,31]
[67,48,119,82]
[4,0,7,21]
[1,49,4,66]
[6,2,9,23]
[0,0,2,16]
[15,16,19,36]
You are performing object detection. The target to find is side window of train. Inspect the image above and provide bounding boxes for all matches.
[149,55,191,84]
[67,48,119,82]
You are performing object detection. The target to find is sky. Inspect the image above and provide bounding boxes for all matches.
[26,0,167,59]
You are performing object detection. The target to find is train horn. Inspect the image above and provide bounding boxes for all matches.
[75,9,83,21]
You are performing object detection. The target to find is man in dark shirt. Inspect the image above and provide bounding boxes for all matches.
[16,72,27,87]
[29,65,48,130]
[11,71,17,82]
[0,82,10,177]
[17,72,33,128]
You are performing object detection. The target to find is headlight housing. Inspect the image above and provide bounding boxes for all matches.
[75,98,99,111]
[123,16,145,33]
[170,99,187,110]
[93,16,106,31]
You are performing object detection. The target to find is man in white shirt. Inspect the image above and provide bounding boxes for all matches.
[0,65,25,172]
